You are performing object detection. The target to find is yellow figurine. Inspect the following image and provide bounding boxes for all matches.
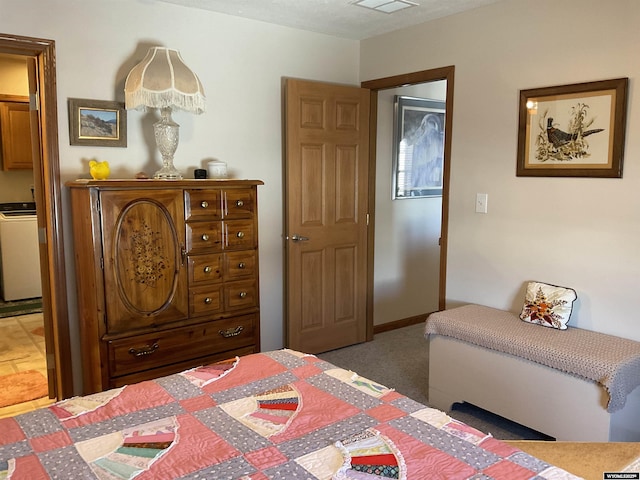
[89,159,110,180]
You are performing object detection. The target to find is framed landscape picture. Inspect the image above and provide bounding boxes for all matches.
[516,78,627,177]
[68,98,127,147]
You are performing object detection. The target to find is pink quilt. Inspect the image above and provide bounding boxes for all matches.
[0,350,579,479]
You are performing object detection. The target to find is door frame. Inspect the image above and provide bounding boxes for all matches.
[0,33,74,399]
[362,66,455,341]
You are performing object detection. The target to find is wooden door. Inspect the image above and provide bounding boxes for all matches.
[25,57,57,399]
[100,189,188,333]
[284,78,370,353]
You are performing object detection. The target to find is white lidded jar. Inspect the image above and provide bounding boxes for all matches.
[207,160,227,179]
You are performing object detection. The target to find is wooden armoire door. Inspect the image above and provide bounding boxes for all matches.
[99,189,188,333]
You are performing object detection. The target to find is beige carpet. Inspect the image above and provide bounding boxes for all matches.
[505,441,640,479]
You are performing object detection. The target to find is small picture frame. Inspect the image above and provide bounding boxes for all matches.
[392,95,445,199]
[516,78,628,177]
[68,98,127,147]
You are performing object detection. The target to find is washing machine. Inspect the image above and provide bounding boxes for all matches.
[0,202,42,301]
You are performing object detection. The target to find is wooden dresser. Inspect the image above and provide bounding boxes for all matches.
[67,179,262,394]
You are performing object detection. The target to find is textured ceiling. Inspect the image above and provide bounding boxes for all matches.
[157,0,503,40]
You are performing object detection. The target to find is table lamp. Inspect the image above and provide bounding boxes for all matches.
[124,47,205,179]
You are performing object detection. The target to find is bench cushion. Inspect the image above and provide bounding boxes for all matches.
[425,304,640,413]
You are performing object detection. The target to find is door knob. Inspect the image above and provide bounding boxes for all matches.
[291,234,309,242]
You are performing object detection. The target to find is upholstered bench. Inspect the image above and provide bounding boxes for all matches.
[425,304,640,441]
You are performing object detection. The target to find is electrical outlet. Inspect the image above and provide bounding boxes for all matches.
[475,193,488,214]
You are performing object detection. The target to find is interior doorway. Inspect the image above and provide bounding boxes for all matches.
[0,33,73,400]
[363,66,455,334]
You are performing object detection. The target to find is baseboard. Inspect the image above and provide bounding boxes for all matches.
[373,312,432,334]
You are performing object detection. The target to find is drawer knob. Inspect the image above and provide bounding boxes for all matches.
[204,266,212,273]
[236,231,245,239]
[239,291,247,299]
[219,326,243,338]
[201,200,209,209]
[238,262,246,269]
[128,343,159,357]
[204,297,213,304]
[201,233,210,241]
[236,199,244,207]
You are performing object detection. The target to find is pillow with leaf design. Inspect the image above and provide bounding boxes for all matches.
[519,281,577,330]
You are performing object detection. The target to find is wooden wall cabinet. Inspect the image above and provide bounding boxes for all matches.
[67,179,263,394]
[0,100,33,170]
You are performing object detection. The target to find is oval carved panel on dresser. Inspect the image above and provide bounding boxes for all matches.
[67,179,263,394]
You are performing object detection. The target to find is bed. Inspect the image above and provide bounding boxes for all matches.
[0,349,582,479]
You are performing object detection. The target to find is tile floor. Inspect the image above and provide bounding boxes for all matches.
[0,313,54,418]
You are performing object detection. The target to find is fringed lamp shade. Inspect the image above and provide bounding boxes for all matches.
[125,47,205,113]
[124,47,205,179]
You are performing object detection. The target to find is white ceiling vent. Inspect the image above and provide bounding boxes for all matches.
[353,0,418,14]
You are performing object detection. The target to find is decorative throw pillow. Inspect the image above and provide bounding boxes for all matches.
[519,281,577,330]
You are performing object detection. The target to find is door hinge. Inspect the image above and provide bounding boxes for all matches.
[30,92,39,111]
[38,227,47,244]
[100,257,104,270]
[366,213,370,226]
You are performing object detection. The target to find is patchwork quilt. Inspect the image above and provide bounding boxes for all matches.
[0,350,579,479]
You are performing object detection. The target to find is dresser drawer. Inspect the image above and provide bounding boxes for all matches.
[185,189,221,221]
[188,253,223,284]
[190,284,223,316]
[107,314,257,377]
[224,189,255,219]
[187,222,223,252]
[225,280,258,311]
[109,345,258,388]
[224,220,255,250]
[225,251,256,280]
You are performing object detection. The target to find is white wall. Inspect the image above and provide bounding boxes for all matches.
[362,0,640,341]
[1,0,360,392]
[374,82,445,325]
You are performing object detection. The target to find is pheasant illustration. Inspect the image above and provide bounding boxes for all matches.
[546,117,603,148]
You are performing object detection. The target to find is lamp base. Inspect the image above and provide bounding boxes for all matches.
[153,107,183,180]
[153,165,183,180]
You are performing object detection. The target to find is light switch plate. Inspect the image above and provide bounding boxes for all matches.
[475,193,488,213]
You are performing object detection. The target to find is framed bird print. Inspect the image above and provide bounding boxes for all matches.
[516,78,628,177]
